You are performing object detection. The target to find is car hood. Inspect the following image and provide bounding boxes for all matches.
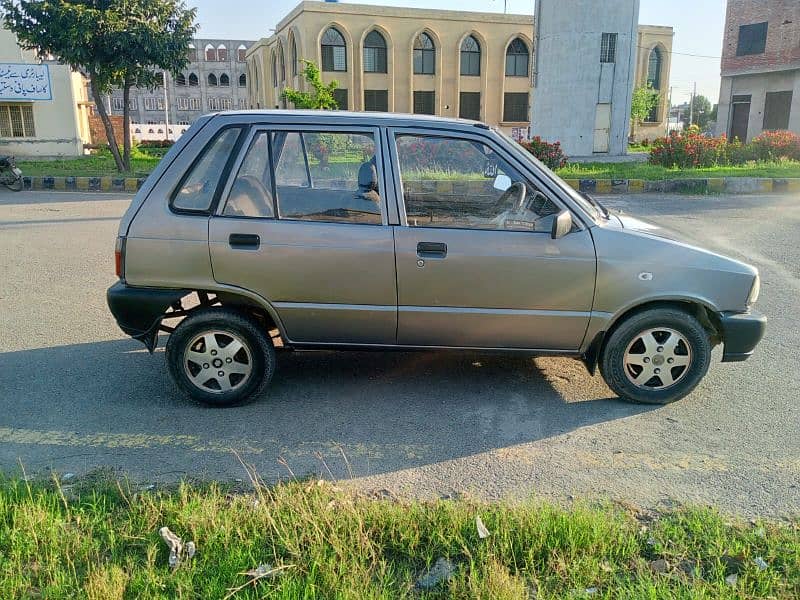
[606,211,693,244]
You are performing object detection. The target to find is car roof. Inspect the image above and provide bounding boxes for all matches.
[211,109,492,132]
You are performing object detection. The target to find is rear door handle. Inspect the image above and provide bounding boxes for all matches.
[417,241,447,258]
[229,233,260,249]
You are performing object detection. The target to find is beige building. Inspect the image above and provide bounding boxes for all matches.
[247,1,673,143]
[633,25,674,142]
[0,27,91,157]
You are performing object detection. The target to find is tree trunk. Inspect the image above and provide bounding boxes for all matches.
[122,77,132,172]
[89,76,125,173]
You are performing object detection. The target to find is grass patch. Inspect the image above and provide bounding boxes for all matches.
[17,148,164,178]
[1,474,798,598]
[556,161,800,181]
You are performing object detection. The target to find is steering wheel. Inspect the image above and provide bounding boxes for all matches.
[496,181,527,213]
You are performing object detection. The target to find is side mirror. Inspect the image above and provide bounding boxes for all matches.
[551,210,573,239]
[492,174,512,191]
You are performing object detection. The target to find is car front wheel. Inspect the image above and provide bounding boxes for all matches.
[599,308,712,404]
[166,308,275,406]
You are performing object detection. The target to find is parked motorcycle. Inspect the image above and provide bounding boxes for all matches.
[0,155,23,191]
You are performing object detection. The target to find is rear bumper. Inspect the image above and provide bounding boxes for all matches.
[107,282,188,350]
[719,310,766,362]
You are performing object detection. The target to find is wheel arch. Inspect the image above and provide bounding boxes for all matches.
[582,298,722,375]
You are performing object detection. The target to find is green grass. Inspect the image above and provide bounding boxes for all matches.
[555,161,800,181]
[1,474,798,599]
[17,148,164,178]
[627,143,651,153]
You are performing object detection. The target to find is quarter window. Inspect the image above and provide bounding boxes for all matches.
[172,127,242,212]
[395,134,560,232]
[224,131,274,218]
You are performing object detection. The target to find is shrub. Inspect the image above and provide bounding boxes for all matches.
[518,136,568,170]
[749,130,800,162]
[649,127,729,168]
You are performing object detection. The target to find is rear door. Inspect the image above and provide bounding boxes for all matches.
[389,128,596,350]
[209,125,397,344]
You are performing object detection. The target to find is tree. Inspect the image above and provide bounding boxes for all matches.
[2,0,197,173]
[682,94,713,131]
[281,60,339,110]
[630,84,660,139]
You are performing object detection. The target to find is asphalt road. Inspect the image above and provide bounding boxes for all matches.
[1,189,798,517]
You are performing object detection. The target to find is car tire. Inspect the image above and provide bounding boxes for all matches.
[599,307,712,405]
[166,307,275,407]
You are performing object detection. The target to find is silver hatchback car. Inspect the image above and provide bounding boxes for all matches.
[108,111,765,406]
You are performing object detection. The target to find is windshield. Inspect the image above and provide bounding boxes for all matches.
[493,128,602,222]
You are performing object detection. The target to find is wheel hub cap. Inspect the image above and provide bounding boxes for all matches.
[183,330,252,394]
[623,327,692,390]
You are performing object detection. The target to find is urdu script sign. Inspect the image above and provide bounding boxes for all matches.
[0,63,52,101]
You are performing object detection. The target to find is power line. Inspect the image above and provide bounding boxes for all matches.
[637,45,721,60]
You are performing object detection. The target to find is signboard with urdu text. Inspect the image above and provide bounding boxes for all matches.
[0,63,52,101]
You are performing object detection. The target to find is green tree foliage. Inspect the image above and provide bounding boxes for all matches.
[2,0,197,172]
[682,95,713,131]
[630,84,660,138]
[281,60,339,110]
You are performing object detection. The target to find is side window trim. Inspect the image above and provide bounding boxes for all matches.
[388,126,568,232]
[299,132,313,189]
[216,124,389,227]
[169,124,247,216]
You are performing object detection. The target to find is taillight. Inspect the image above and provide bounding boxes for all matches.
[115,236,126,280]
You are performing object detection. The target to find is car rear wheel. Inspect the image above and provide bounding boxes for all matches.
[599,308,712,404]
[166,308,275,406]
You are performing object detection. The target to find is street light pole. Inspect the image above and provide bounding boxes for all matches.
[162,71,171,141]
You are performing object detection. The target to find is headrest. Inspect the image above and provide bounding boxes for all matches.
[358,160,378,192]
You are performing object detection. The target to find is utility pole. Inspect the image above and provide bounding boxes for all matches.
[689,81,696,127]
[162,71,171,142]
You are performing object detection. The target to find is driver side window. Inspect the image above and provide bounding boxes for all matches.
[395,133,559,231]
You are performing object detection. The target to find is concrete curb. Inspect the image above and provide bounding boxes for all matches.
[19,175,800,195]
[563,177,800,195]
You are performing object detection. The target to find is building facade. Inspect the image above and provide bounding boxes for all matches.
[246,1,672,152]
[716,0,800,141]
[634,25,674,142]
[109,38,254,136]
[0,27,91,157]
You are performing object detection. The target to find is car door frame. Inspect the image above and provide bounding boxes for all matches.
[208,122,400,346]
[384,125,598,352]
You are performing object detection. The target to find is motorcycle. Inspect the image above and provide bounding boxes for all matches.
[0,155,23,191]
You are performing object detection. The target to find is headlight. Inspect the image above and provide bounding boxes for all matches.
[747,273,760,307]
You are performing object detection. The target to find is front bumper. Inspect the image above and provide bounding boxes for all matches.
[107,281,188,351]
[719,310,767,362]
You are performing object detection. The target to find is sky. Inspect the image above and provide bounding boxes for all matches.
[187,0,726,105]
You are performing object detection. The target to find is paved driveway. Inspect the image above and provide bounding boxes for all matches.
[0,189,798,517]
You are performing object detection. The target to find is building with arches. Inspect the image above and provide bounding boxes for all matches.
[634,25,674,143]
[108,38,254,130]
[246,1,671,147]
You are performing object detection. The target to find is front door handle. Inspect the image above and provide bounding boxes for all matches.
[417,241,447,258]
[229,233,260,249]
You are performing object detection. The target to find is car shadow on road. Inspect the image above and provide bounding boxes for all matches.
[0,339,659,481]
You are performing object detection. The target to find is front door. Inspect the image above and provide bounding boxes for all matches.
[729,95,751,142]
[209,127,397,344]
[593,103,611,153]
[390,131,596,350]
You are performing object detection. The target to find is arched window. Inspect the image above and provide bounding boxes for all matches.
[188,72,199,87]
[220,73,230,87]
[321,27,346,72]
[237,44,247,62]
[363,30,387,73]
[208,73,218,87]
[205,43,216,62]
[217,44,228,62]
[413,32,435,75]
[239,73,247,87]
[460,35,480,76]
[278,44,286,81]
[271,51,278,85]
[505,38,529,77]
[176,73,187,86]
[290,35,298,76]
[647,47,663,89]
[187,43,196,61]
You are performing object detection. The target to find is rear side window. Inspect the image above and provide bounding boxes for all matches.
[172,127,242,212]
